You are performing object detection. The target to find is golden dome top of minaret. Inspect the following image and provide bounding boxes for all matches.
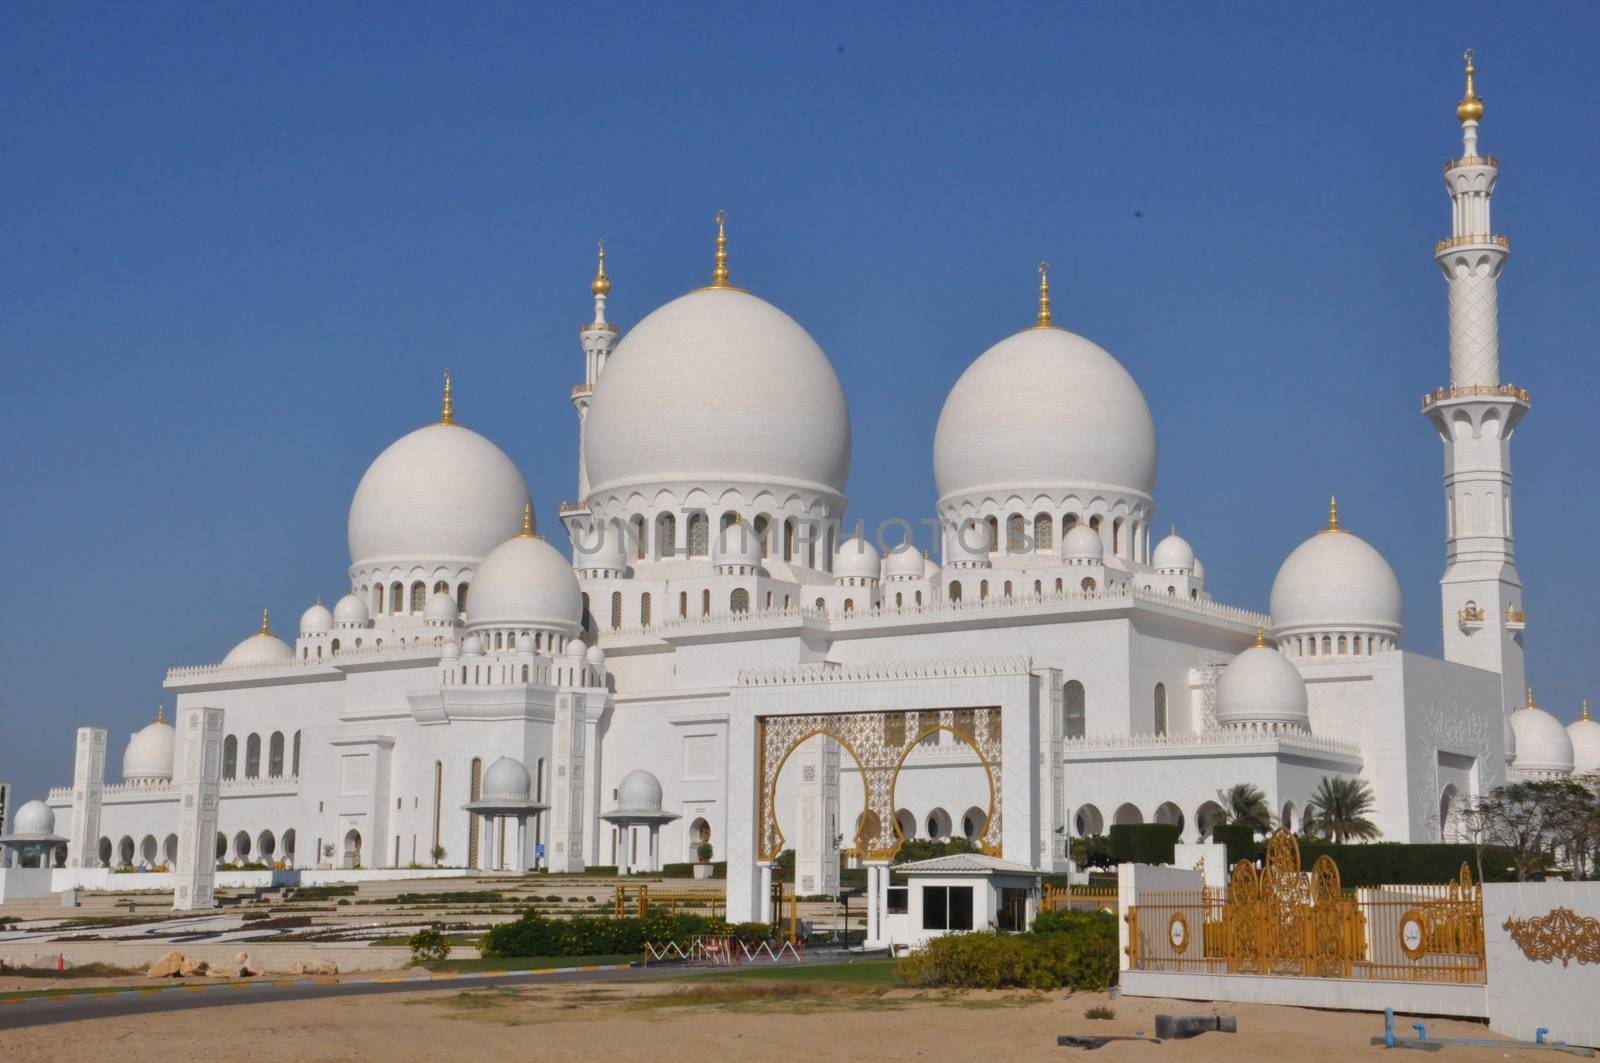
[1456,49,1485,123]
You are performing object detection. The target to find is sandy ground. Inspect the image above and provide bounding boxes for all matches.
[3,978,1573,1063]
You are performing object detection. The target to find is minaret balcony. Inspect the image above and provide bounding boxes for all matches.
[1505,608,1526,631]
[1457,606,1486,631]
[1443,154,1498,173]
[559,501,589,516]
[571,384,593,399]
[1422,384,1531,410]
[581,321,619,335]
[1435,233,1510,253]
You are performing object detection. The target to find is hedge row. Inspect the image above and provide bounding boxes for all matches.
[1294,841,1516,885]
[1108,823,1180,865]
[479,911,774,958]
[897,910,1117,990]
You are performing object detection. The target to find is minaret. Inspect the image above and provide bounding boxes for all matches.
[565,242,621,533]
[1423,50,1530,717]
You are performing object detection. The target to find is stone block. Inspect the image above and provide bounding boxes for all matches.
[147,951,186,978]
[1154,1013,1236,1040]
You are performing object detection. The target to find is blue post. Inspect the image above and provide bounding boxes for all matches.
[1412,1023,1427,1042]
[1536,1028,1548,1044]
[1384,1009,1396,1048]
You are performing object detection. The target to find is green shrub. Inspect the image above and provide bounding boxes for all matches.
[479,910,730,958]
[1108,823,1180,865]
[580,865,619,876]
[1212,823,1258,866]
[1294,841,1516,885]
[729,922,773,944]
[1030,908,1114,937]
[893,838,976,864]
[1070,834,1115,870]
[897,922,1118,991]
[408,926,451,963]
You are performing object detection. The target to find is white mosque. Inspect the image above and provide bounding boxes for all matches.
[13,57,1599,920]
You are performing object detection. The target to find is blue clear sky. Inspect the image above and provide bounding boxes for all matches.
[3,4,1596,806]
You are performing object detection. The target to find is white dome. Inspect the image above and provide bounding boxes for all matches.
[1192,556,1207,587]
[1270,516,1402,638]
[1151,530,1195,572]
[573,522,628,572]
[1062,524,1105,562]
[1503,712,1517,762]
[1568,709,1600,775]
[348,420,531,570]
[944,520,990,568]
[299,601,333,636]
[934,326,1157,504]
[884,542,924,579]
[441,638,461,660]
[222,614,295,667]
[584,288,851,500]
[712,520,763,570]
[423,591,459,624]
[462,633,484,656]
[567,637,588,659]
[1510,698,1575,776]
[834,535,881,580]
[11,800,54,837]
[482,756,531,800]
[616,769,664,812]
[333,592,370,627]
[1215,645,1310,729]
[585,644,605,665]
[466,534,582,635]
[515,632,535,653]
[122,718,176,781]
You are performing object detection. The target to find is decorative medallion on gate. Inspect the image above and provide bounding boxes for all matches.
[1502,907,1600,968]
[755,708,1002,861]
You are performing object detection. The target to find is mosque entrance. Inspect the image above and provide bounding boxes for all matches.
[755,707,1002,862]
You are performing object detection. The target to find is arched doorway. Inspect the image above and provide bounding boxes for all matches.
[1153,801,1185,835]
[258,830,277,864]
[342,829,362,869]
[1074,804,1104,837]
[924,807,953,841]
[97,837,112,868]
[961,806,987,841]
[894,808,917,841]
[1113,803,1143,826]
[163,834,178,867]
[1439,785,1459,843]
[1280,801,1296,835]
[232,831,252,863]
[117,836,135,867]
[283,829,296,867]
[1195,800,1225,842]
[140,835,159,866]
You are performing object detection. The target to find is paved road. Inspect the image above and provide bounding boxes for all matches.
[0,951,869,1029]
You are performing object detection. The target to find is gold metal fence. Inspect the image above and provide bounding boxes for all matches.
[1125,832,1484,985]
[1042,885,1119,915]
[611,884,726,920]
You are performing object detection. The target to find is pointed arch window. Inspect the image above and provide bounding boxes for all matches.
[223,735,238,780]
[753,515,770,559]
[610,591,623,630]
[640,592,652,627]
[291,731,301,776]
[1006,513,1026,553]
[268,732,285,777]
[731,588,750,613]
[1153,683,1168,737]
[245,734,261,779]
[1065,681,1086,739]
[1033,513,1053,551]
[687,513,709,557]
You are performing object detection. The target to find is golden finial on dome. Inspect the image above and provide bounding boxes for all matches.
[1255,623,1265,648]
[710,209,730,288]
[1325,495,1343,533]
[1035,261,1053,328]
[156,705,164,725]
[1584,699,1591,722]
[1457,48,1484,123]
[440,369,455,425]
[1524,687,1536,711]
[518,504,534,538]
[258,609,271,637]
[591,239,611,297]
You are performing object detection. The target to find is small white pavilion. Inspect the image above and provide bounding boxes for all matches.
[601,770,680,875]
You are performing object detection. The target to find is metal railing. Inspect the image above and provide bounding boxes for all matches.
[1042,885,1119,914]
[611,883,726,919]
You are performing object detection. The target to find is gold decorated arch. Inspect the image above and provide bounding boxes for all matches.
[756,708,1002,861]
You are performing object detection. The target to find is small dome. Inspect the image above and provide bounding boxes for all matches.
[122,717,176,781]
[616,769,664,812]
[222,613,295,667]
[462,633,484,656]
[1215,643,1310,729]
[1510,695,1575,776]
[11,800,55,837]
[515,632,535,653]
[884,542,924,579]
[573,521,628,572]
[584,288,851,504]
[834,535,881,580]
[482,756,531,800]
[1270,505,1402,639]
[712,520,763,570]
[567,637,588,659]
[333,592,370,627]
[1062,524,1105,563]
[1193,556,1207,587]
[934,326,1157,505]
[944,520,990,568]
[585,644,605,666]
[348,420,531,571]
[441,638,461,660]
[1568,706,1600,775]
[423,591,459,624]
[299,600,333,636]
[1152,530,1195,572]
[467,533,582,635]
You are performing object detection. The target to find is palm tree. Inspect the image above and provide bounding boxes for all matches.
[1216,784,1272,835]
[1305,776,1381,843]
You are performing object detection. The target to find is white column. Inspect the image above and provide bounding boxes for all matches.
[515,817,527,873]
[173,708,223,910]
[758,863,774,923]
[649,825,660,873]
[865,864,881,946]
[66,727,108,870]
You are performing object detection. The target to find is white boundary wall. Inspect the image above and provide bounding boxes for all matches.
[1484,882,1600,1048]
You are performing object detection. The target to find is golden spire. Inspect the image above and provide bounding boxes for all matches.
[591,239,611,296]
[440,369,455,425]
[156,705,164,725]
[1255,623,1265,648]
[1584,699,1591,722]
[1035,261,1053,328]
[258,609,271,637]
[1524,687,1536,711]
[518,504,534,538]
[1324,495,1343,533]
[1457,48,1484,123]
[710,210,730,288]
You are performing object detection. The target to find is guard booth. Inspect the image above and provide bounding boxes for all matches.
[880,853,1043,951]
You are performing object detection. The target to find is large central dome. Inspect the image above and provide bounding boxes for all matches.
[584,288,851,500]
[933,326,1157,505]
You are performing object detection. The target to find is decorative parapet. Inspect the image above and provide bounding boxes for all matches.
[165,640,443,681]
[1503,907,1600,968]
[1459,605,1486,624]
[1062,728,1362,760]
[559,501,589,515]
[1443,154,1498,173]
[570,384,594,398]
[580,322,619,335]
[738,655,1033,688]
[599,584,1266,642]
[1422,383,1531,409]
[1435,233,1511,253]
[48,776,300,801]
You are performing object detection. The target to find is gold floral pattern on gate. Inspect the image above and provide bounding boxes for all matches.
[1503,907,1600,968]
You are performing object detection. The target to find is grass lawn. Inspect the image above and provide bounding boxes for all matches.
[423,953,638,972]
[680,958,898,986]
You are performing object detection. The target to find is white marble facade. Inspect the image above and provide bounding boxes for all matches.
[34,67,1590,922]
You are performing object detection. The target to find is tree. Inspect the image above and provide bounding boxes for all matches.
[1071,834,1116,871]
[1304,776,1380,844]
[431,844,447,866]
[1215,784,1272,835]
[1463,781,1566,881]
